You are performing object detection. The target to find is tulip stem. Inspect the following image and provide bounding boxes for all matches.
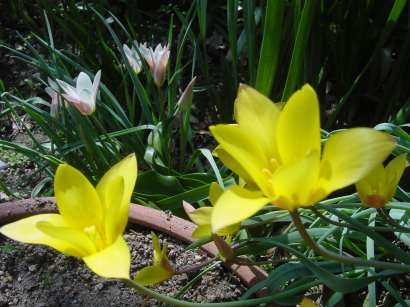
[290,210,410,272]
[122,278,288,307]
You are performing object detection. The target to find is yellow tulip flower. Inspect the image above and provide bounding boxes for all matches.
[210,84,395,232]
[134,232,174,286]
[183,183,240,239]
[0,154,137,279]
[299,297,317,307]
[356,154,407,208]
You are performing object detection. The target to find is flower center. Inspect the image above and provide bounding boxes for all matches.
[84,225,105,251]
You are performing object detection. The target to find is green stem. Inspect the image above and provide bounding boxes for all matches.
[122,279,271,307]
[290,210,410,272]
[122,277,320,307]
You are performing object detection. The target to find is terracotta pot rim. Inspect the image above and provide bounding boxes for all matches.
[0,197,267,294]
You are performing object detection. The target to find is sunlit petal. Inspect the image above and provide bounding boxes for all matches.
[385,154,408,200]
[101,176,124,244]
[97,154,137,237]
[321,128,395,193]
[213,146,256,186]
[55,164,102,229]
[134,265,174,286]
[210,124,270,194]
[209,182,224,206]
[211,186,270,233]
[192,225,212,239]
[277,84,320,164]
[83,236,130,279]
[36,221,96,256]
[234,84,280,159]
[217,223,240,237]
[273,150,320,210]
[151,232,162,265]
[188,207,213,225]
[0,214,84,257]
[355,164,385,204]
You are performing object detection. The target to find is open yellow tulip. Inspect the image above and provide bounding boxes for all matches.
[356,154,407,208]
[210,84,395,232]
[0,154,137,279]
[134,232,174,286]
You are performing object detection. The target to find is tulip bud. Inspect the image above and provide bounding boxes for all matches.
[177,77,196,112]
[138,42,170,88]
[123,43,142,74]
[356,154,408,208]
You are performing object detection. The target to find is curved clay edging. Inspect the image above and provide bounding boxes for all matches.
[0,197,267,294]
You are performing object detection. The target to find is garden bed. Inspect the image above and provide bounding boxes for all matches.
[0,225,245,306]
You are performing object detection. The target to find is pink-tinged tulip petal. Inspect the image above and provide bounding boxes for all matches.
[55,71,101,115]
[153,46,170,87]
[138,42,154,68]
[138,42,170,88]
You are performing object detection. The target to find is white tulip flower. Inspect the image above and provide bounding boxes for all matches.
[57,70,101,115]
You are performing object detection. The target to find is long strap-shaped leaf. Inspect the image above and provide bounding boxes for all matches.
[255,0,285,96]
[281,0,317,101]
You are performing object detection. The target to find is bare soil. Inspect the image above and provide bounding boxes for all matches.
[0,225,245,306]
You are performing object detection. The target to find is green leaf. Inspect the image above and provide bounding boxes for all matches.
[281,0,317,100]
[255,0,285,96]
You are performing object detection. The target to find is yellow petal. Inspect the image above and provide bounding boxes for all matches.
[211,186,270,233]
[210,124,270,194]
[188,207,213,226]
[55,164,102,229]
[355,164,385,203]
[277,84,320,164]
[213,146,256,186]
[321,128,395,193]
[234,84,280,160]
[83,235,130,279]
[151,232,162,265]
[272,150,321,210]
[192,225,212,239]
[300,297,317,307]
[102,176,124,244]
[209,182,224,206]
[36,221,96,256]
[385,154,408,200]
[217,223,240,237]
[97,154,138,236]
[134,265,174,286]
[0,214,83,257]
